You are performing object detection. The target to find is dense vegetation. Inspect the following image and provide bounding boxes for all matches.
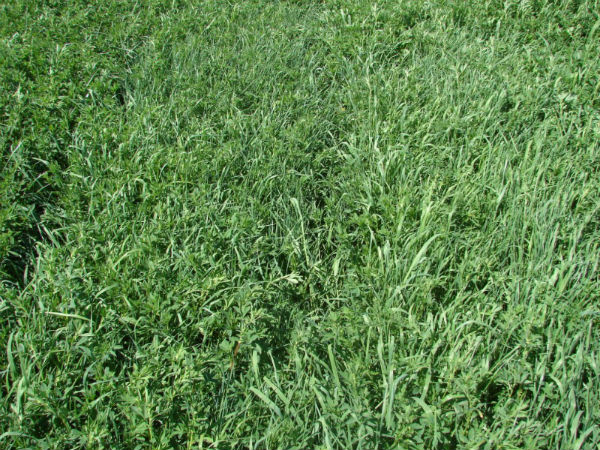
[1,0,599,448]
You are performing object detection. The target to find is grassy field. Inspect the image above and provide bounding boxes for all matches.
[1,0,600,448]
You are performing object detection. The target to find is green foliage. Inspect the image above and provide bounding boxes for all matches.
[1,0,599,448]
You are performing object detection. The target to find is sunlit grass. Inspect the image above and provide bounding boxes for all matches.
[1,0,599,448]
